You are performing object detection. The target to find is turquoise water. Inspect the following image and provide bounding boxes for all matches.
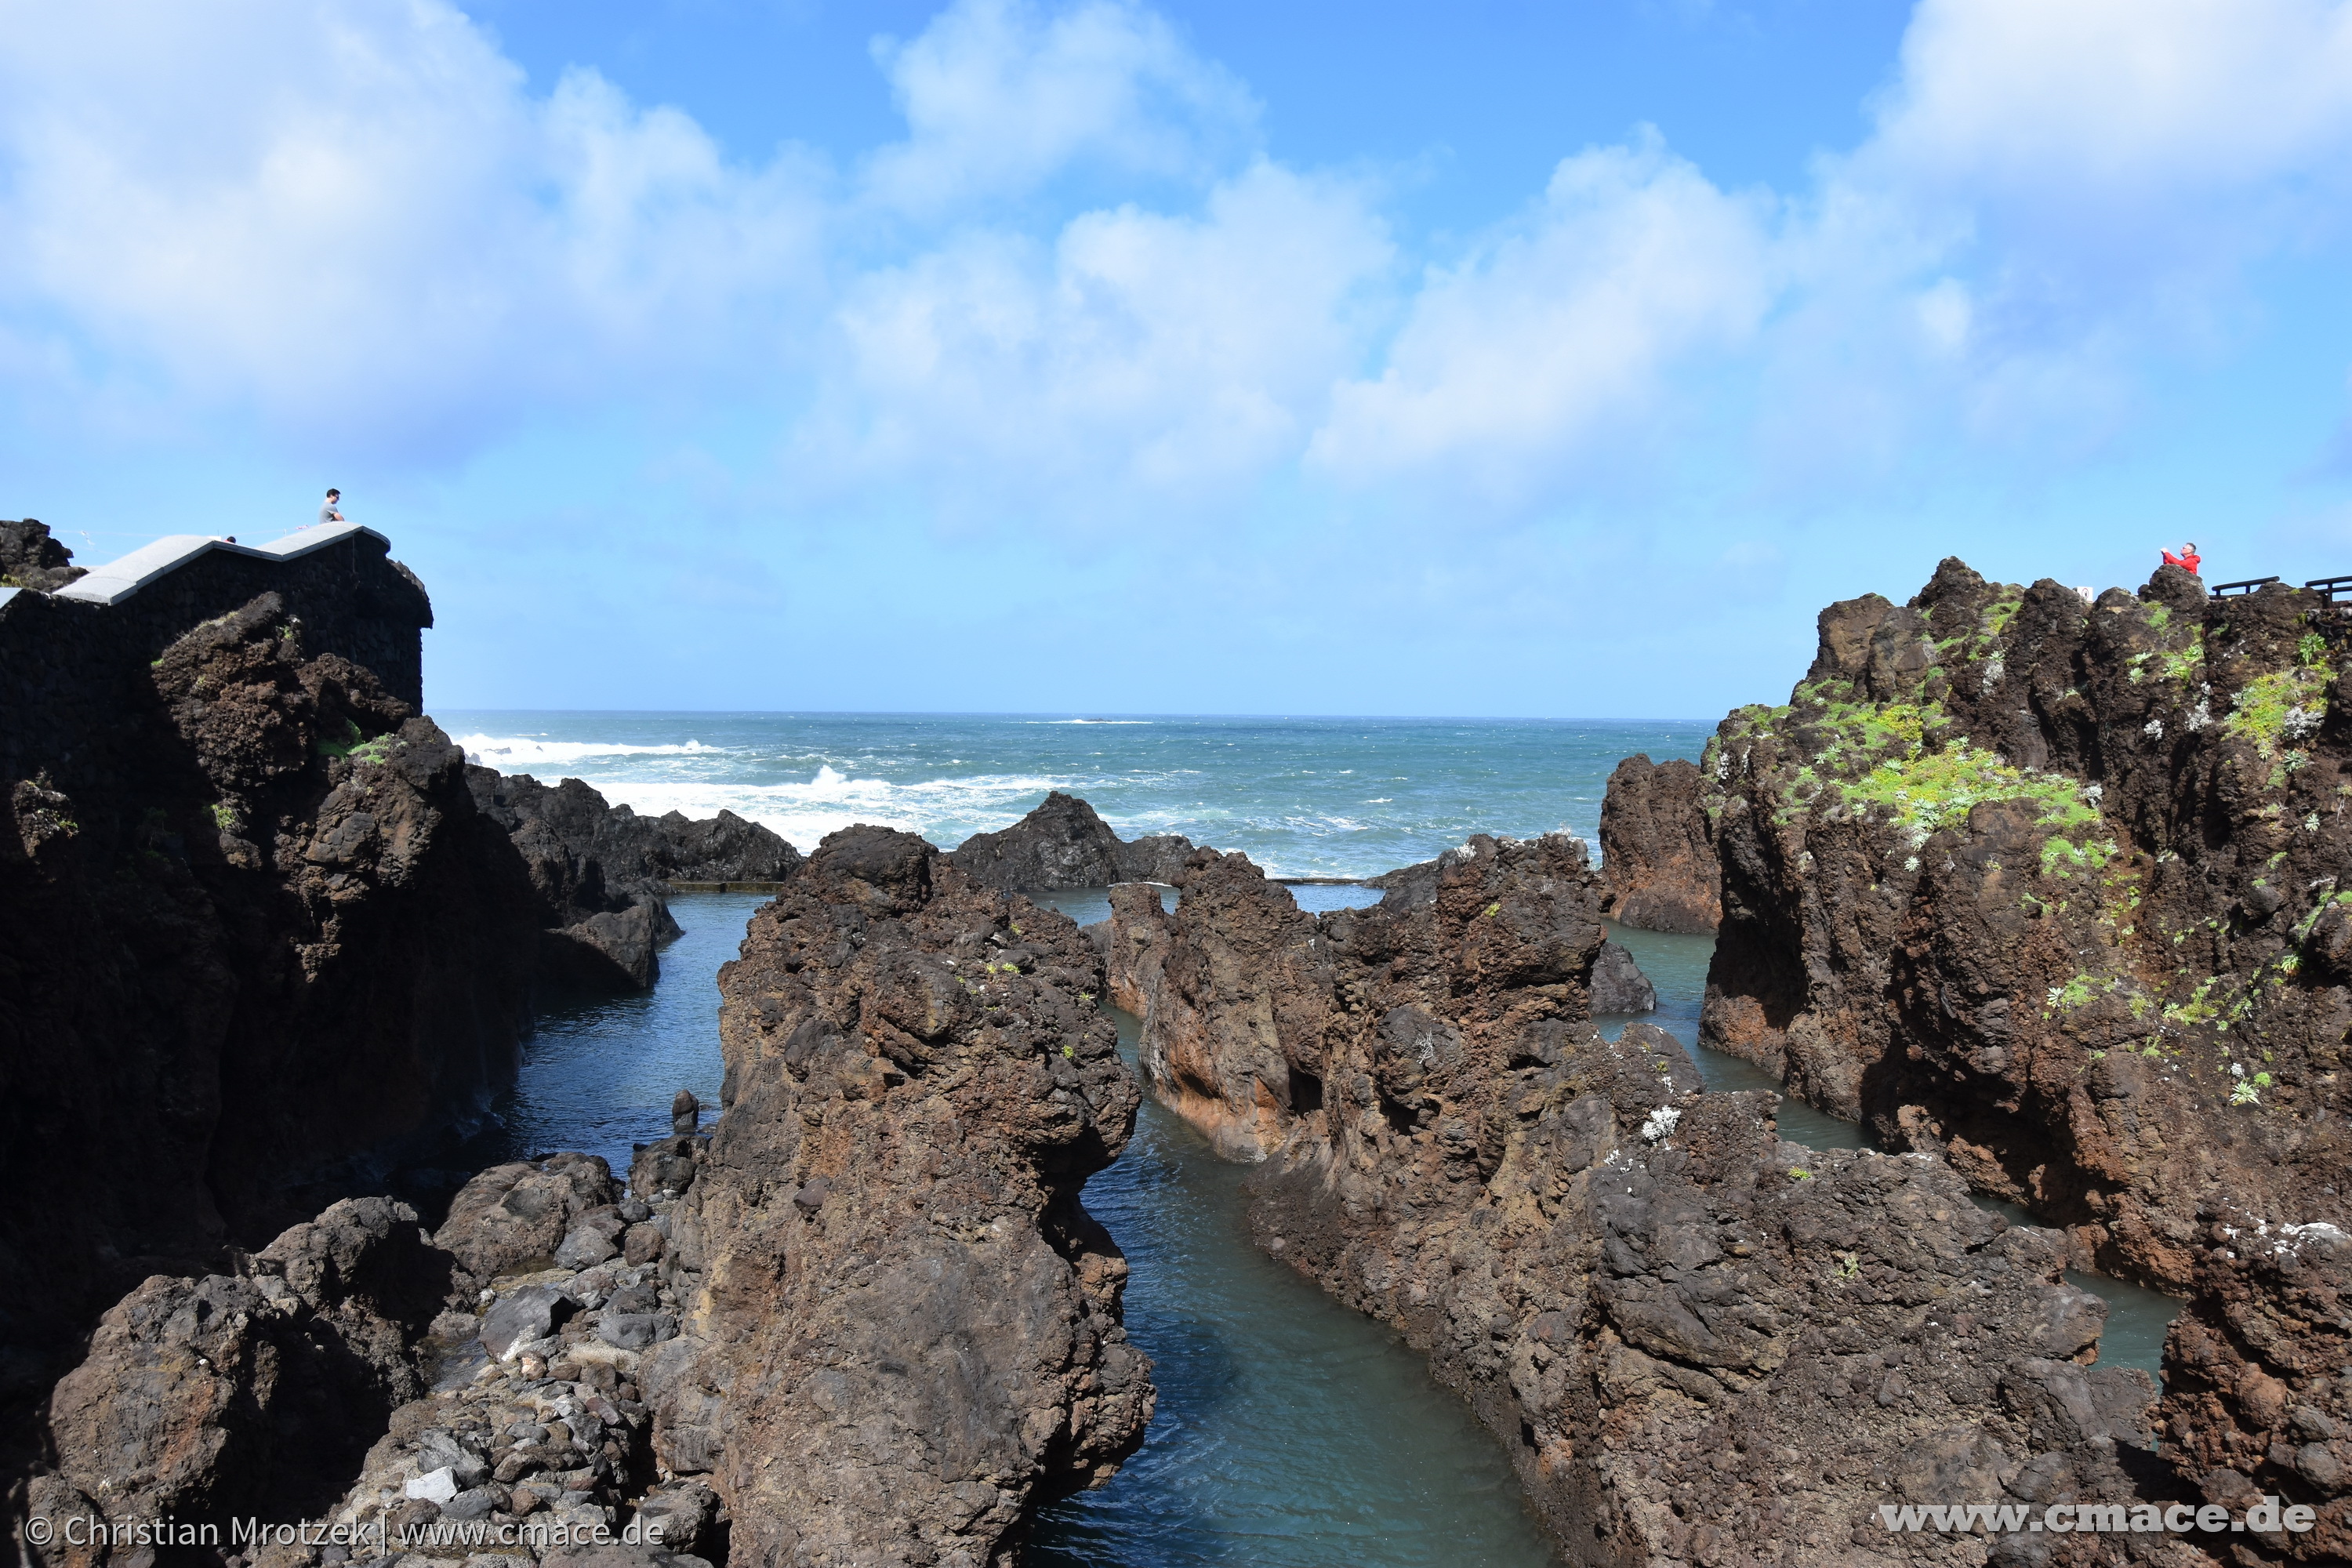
[1028,1011,1558,1567]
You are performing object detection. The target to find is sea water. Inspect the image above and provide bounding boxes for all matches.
[447,710,2178,1555]
[440,712,1710,880]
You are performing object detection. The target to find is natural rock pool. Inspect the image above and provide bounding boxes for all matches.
[473,887,2180,1566]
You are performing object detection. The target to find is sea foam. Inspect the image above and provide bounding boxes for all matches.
[459,733,716,768]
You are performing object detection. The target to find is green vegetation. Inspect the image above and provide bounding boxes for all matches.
[207,802,238,830]
[2223,666,2331,760]
[1844,740,2099,840]
[2045,975,2096,1012]
[2164,977,2223,1029]
[315,718,365,759]
[1981,591,2024,643]
[2041,835,2121,877]
[1788,1167,1813,1180]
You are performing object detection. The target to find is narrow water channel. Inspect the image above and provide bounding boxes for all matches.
[1025,884,1560,1566]
[466,887,2178,1566]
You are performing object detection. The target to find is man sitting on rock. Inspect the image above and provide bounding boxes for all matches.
[317,487,345,528]
[2161,540,2201,575]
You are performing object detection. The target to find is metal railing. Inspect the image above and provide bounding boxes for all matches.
[2305,575,2352,606]
[2211,576,2279,597]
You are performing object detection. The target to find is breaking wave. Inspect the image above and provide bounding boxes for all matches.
[459,733,718,768]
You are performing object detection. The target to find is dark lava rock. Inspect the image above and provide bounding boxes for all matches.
[466,767,801,988]
[1675,555,2352,1290]
[1108,829,2163,1563]
[630,1135,702,1200]
[27,1198,451,1541]
[950,789,1127,888]
[0,518,86,591]
[1589,938,1657,1014]
[481,1284,578,1359]
[1114,832,1199,886]
[950,789,1199,891]
[434,1152,619,1287]
[645,826,1152,1563]
[2160,1215,2352,1558]
[1599,753,1722,933]
[655,805,804,883]
[0,589,546,1432]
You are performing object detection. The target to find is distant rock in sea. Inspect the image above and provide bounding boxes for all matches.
[950,787,1196,890]
[466,767,802,988]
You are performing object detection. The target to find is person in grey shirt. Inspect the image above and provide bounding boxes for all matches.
[318,488,344,528]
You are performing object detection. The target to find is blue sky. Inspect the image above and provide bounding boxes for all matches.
[5,0,2352,717]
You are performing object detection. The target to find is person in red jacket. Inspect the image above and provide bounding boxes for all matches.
[2162,541,2201,575]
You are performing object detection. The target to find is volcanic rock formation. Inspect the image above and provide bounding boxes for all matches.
[642,826,1152,1565]
[950,789,1195,891]
[0,518,87,591]
[27,1196,455,1552]
[1109,835,2168,1565]
[1643,558,2352,1292]
[1599,753,1722,934]
[23,1154,724,1568]
[466,768,801,988]
[2158,1215,2352,1559]
[0,590,546,1428]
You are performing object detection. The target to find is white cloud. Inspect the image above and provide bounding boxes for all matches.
[0,0,824,454]
[1870,0,2352,202]
[1744,0,2352,479]
[862,0,1257,215]
[9,0,2352,538]
[796,161,1391,518]
[1308,133,1772,505]
[1828,0,2352,381]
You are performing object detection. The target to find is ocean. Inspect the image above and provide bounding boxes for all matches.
[441,711,1716,880]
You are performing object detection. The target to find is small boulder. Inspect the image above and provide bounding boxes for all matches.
[443,1486,499,1521]
[622,1222,666,1266]
[481,1285,577,1360]
[630,1135,700,1199]
[671,1090,700,1135]
[1588,940,1657,1014]
[556,1225,619,1269]
[437,1155,619,1281]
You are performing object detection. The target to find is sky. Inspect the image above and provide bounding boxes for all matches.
[6,0,2352,719]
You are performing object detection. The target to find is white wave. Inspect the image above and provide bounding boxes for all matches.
[572,768,1122,851]
[460,733,717,768]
